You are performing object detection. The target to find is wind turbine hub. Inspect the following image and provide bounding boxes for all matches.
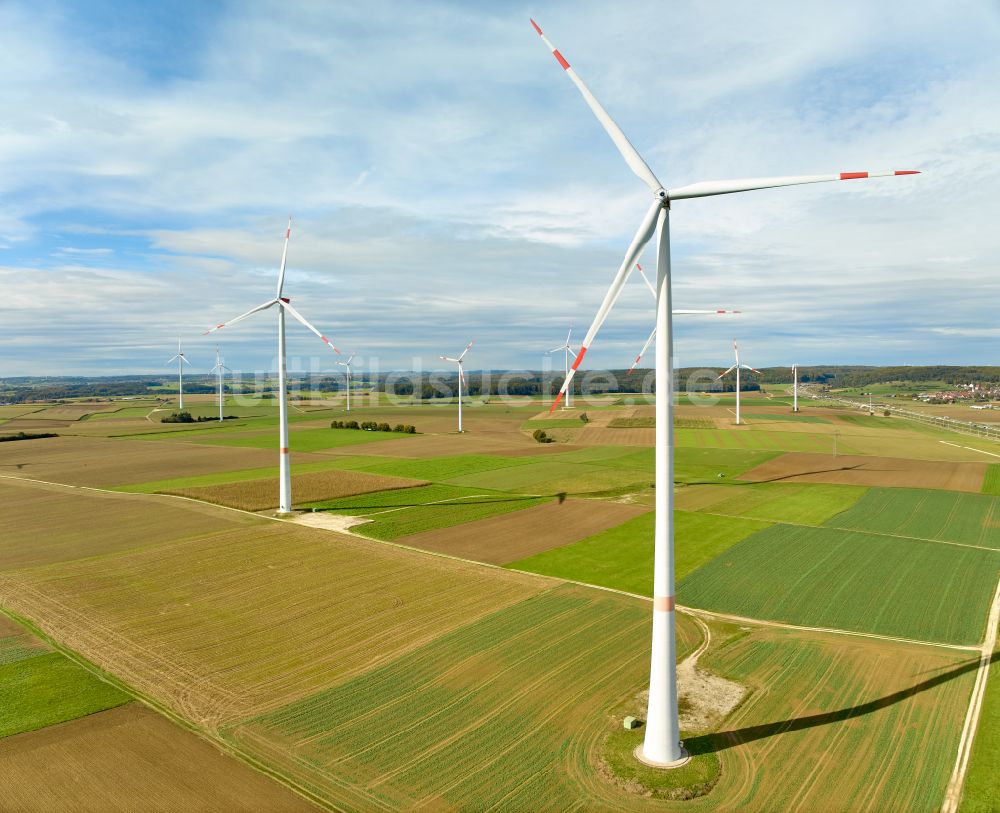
[656,189,670,209]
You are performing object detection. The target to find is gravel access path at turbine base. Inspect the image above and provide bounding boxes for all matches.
[739,451,987,492]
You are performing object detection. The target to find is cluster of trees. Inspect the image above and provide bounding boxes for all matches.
[532,429,555,444]
[160,411,236,423]
[330,420,417,433]
[0,431,58,442]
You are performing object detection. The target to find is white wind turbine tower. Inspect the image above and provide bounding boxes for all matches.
[531,18,918,766]
[548,328,576,408]
[167,339,190,410]
[337,352,356,412]
[628,263,740,375]
[792,364,799,412]
[209,347,230,422]
[716,340,760,426]
[205,218,341,513]
[440,341,473,433]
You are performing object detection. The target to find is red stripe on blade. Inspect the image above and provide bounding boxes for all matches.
[895,170,920,175]
[570,346,588,370]
[321,337,329,343]
[549,390,565,414]
[553,50,570,70]
[840,172,868,180]
[530,18,542,34]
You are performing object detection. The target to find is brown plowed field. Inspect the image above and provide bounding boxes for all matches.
[740,452,987,492]
[394,499,650,564]
[0,704,316,812]
[0,478,253,569]
[0,435,325,487]
[576,426,654,446]
[166,469,428,511]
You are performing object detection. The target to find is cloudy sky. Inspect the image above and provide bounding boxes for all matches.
[2,0,999,376]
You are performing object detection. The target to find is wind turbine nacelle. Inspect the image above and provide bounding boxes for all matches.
[280,297,291,303]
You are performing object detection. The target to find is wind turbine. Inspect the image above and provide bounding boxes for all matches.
[548,328,576,408]
[337,352,357,412]
[440,341,473,433]
[530,18,918,766]
[209,347,230,422]
[205,218,340,513]
[628,263,740,374]
[167,339,190,410]
[716,340,760,425]
[792,364,799,412]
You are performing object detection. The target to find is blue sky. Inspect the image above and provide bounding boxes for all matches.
[2,0,999,375]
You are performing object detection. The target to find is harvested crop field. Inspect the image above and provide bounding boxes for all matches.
[576,426,654,446]
[0,435,326,487]
[679,524,999,645]
[393,498,649,564]
[164,468,428,511]
[0,501,544,727]
[0,704,316,812]
[228,585,701,812]
[740,452,987,492]
[674,482,867,525]
[0,478,254,569]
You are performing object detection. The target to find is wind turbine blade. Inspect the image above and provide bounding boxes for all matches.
[180,355,191,365]
[548,345,565,353]
[167,354,179,363]
[530,19,661,193]
[279,300,341,353]
[716,364,737,380]
[276,217,292,298]
[742,365,762,374]
[668,170,919,201]
[204,299,277,334]
[628,325,657,375]
[636,263,657,299]
[440,356,459,363]
[564,327,572,346]
[673,309,740,315]
[458,340,474,361]
[549,199,661,414]
[346,353,356,365]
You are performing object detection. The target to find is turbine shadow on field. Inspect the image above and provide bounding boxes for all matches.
[685,651,997,755]
[746,463,868,484]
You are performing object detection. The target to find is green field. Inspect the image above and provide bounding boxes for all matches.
[676,482,867,525]
[982,464,1000,496]
[741,412,831,424]
[192,426,413,452]
[960,647,1000,812]
[356,454,539,482]
[826,487,1000,549]
[507,510,772,596]
[674,447,779,484]
[675,427,851,454]
[678,524,999,645]
[0,650,129,738]
[304,484,547,539]
[232,586,698,811]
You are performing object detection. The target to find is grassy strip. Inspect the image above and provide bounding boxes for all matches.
[740,412,831,424]
[507,510,771,596]
[192,427,413,452]
[676,482,867,526]
[982,464,1000,496]
[960,646,1000,812]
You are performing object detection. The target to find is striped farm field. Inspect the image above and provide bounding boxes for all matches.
[981,463,1000,496]
[351,453,541,482]
[508,510,772,595]
[0,487,544,728]
[675,482,867,525]
[305,483,547,539]
[192,426,414,452]
[825,487,1000,549]
[678,524,1000,645]
[227,585,701,812]
[163,468,428,511]
[675,426,848,454]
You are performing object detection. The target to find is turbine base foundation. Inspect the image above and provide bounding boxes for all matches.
[634,745,691,770]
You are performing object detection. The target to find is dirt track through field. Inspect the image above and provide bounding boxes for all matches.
[740,452,987,492]
[393,499,650,564]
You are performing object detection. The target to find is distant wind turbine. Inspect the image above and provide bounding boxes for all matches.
[548,328,576,409]
[209,347,230,422]
[792,364,799,412]
[716,340,760,425]
[337,352,357,412]
[440,341,473,433]
[628,263,740,374]
[167,339,190,410]
[205,218,340,513]
[530,17,918,766]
